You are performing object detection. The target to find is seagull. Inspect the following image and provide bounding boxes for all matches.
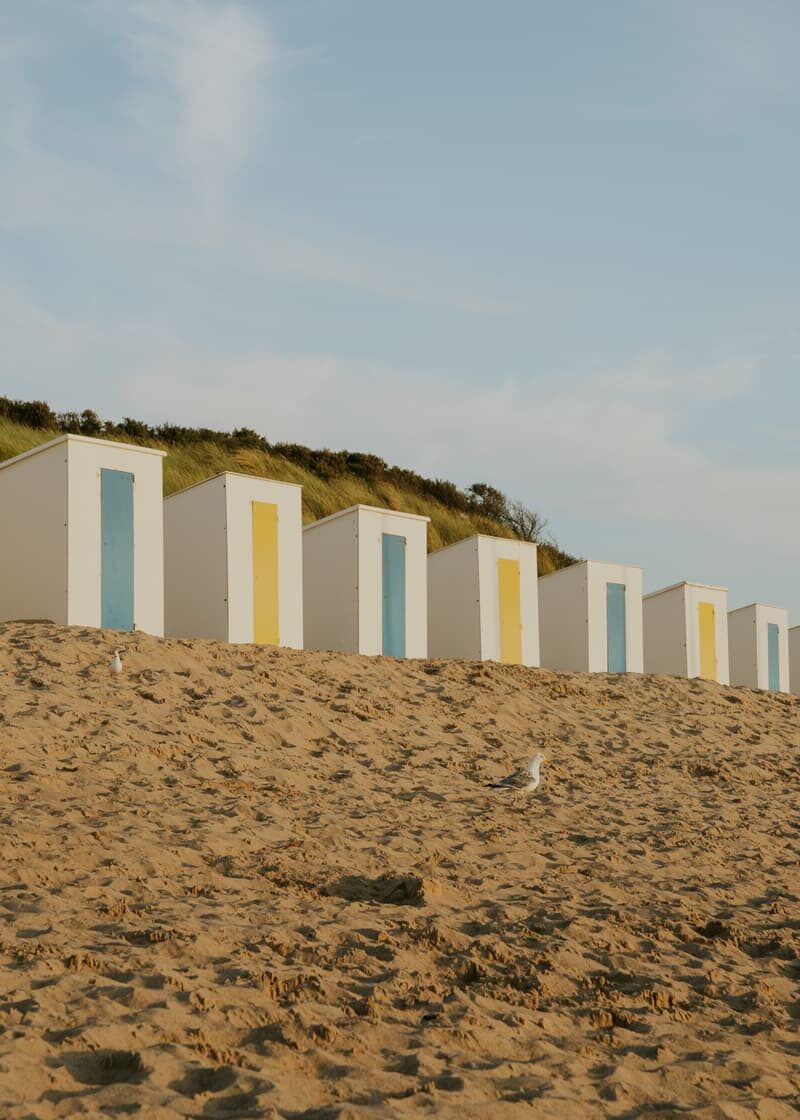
[488,752,547,794]
[109,649,123,676]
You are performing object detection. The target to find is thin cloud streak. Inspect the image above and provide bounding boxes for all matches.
[0,7,522,320]
[4,275,790,552]
[125,0,273,213]
[1,276,798,608]
[605,0,800,125]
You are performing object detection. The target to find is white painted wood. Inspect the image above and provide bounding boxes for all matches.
[0,435,165,634]
[643,581,729,684]
[303,507,359,654]
[427,537,481,660]
[790,626,800,695]
[539,560,643,673]
[477,536,540,666]
[164,472,303,647]
[538,561,589,672]
[642,583,688,677]
[427,535,540,665]
[164,474,229,641]
[585,562,644,673]
[685,582,729,684]
[66,437,164,635]
[728,603,790,692]
[0,439,67,623]
[225,473,303,647]
[727,604,758,688]
[303,504,429,657]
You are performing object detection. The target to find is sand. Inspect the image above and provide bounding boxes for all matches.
[0,621,798,1119]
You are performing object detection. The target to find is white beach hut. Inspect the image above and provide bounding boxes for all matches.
[643,581,729,684]
[164,472,303,647]
[0,435,165,634]
[728,604,790,692]
[789,626,800,695]
[537,561,643,673]
[427,535,540,665]
[303,504,429,657]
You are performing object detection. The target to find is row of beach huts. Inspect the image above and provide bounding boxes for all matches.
[0,434,797,694]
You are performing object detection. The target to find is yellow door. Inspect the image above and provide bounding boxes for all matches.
[698,601,717,680]
[252,501,279,645]
[497,558,522,664]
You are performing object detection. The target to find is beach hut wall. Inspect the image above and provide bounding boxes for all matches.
[303,504,429,657]
[728,604,790,693]
[537,560,643,674]
[427,535,539,665]
[643,581,729,684]
[0,435,165,634]
[164,472,303,647]
[789,626,800,695]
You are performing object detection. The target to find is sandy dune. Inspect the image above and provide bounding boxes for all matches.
[0,621,798,1118]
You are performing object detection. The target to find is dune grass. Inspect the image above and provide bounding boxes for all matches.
[0,418,56,461]
[0,416,572,572]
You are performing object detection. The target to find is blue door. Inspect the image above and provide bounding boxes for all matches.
[381,533,406,657]
[101,469,134,631]
[767,622,780,691]
[606,582,627,672]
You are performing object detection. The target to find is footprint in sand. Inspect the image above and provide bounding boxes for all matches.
[55,1049,146,1087]
[170,1064,237,1097]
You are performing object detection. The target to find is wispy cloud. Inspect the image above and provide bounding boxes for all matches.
[560,350,760,405]
[0,2,520,319]
[1,1,797,617]
[609,0,800,125]
[2,269,798,600]
[664,0,798,96]
[124,0,273,212]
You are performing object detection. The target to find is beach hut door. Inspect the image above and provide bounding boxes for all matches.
[767,622,780,691]
[252,501,280,645]
[606,582,627,672]
[698,602,717,680]
[497,559,522,664]
[381,533,406,657]
[100,468,135,632]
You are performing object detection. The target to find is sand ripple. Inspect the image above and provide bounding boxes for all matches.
[0,621,798,1118]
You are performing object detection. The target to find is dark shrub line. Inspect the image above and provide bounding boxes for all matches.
[0,395,575,563]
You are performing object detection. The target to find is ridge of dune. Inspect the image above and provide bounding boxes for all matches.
[0,621,798,1119]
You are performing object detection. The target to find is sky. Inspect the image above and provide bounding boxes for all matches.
[1,0,798,620]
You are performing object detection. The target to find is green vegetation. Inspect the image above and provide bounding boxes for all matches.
[0,397,576,574]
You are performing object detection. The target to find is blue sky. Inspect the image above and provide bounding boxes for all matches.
[2,0,799,619]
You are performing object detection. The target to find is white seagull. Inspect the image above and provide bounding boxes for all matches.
[488,752,547,794]
[109,649,123,676]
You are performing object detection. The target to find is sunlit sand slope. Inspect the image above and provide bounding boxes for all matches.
[0,622,798,1118]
